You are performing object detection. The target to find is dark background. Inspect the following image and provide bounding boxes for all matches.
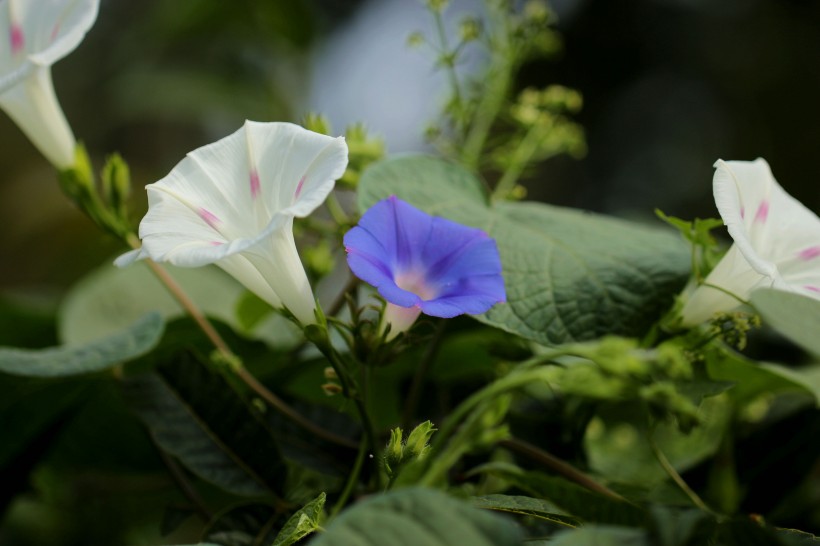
[1,0,818,292]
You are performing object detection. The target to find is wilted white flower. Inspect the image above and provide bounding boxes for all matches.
[0,0,99,168]
[116,121,348,325]
[680,159,820,326]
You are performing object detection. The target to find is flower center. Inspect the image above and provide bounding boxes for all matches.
[394,270,437,301]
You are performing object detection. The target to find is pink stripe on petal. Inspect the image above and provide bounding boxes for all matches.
[805,285,820,293]
[798,246,820,261]
[210,241,224,246]
[10,24,24,53]
[294,175,306,199]
[740,206,745,219]
[250,170,260,199]
[50,22,60,42]
[198,207,221,229]
[754,200,769,224]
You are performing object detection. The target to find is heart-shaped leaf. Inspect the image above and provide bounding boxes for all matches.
[357,156,689,345]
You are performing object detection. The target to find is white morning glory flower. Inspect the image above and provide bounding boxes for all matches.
[0,0,99,169]
[680,158,820,326]
[116,121,348,325]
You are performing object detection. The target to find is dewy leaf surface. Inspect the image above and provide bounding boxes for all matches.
[311,487,522,546]
[0,313,163,377]
[357,156,689,345]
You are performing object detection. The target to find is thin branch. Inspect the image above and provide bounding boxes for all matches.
[401,320,448,429]
[648,431,717,515]
[235,366,358,450]
[127,234,358,451]
[500,437,625,501]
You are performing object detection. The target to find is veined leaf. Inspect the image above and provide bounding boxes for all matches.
[358,156,689,345]
[311,488,522,546]
[0,313,163,377]
[123,352,287,497]
[472,494,579,527]
[476,465,647,526]
[271,492,326,546]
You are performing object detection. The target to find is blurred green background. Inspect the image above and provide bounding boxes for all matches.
[1,0,818,292]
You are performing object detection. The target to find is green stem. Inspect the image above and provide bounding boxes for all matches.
[460,5,513,170]
[499,437,624,500]
[401,320,448,429]
[126,234,357,450]
[311,327,381,485]
[325,192,349,226]
[429,365,556,455]
[491,123,545,202]
[433,9,466,137]
[330,435,369,517]
[648,427,717,515]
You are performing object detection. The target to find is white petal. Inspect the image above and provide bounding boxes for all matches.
[22,0,100,66]
[245,120,347,216]
[680,159,820,325]
[679,245,782,326]
[0,67,75,168]
[127,121,347,324]
[240,220,317,324]
[113,248,144,268]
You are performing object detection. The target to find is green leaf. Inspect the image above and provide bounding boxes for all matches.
[584,395,732,486]
[548,525,649,545]
[358,156,689,345]
[235,290,275,332]
[0,313,163,377]
[706,347,815,405]
[472,494,580,527]
[476,466,647,526]
[203,503,280,546]
[122,352,287,497]
[271,492,326,546]
[751,289,820,357]
[58,261,298,348]
[311,488,522,546]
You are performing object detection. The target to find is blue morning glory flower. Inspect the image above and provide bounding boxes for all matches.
[344,196,506,337]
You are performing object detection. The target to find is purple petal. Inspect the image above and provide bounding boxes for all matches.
[345,196,505,317]
[352,196,433,270]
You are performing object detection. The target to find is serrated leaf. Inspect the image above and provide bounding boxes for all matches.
[358,156,689,345]
[0,313,163,377]
[311,488,522,546]
[751,289,820,357]
[472,494,579,527]
[123,353,287,497]
[271,492,326,546]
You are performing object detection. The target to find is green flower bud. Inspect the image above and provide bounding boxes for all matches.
[426,0,449,13]
[101,152,131,218]
[303,113,332,135]
[458,17,482,42]
[406,31,425,48]
[405,420,436,459]
[385,427,405,473]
